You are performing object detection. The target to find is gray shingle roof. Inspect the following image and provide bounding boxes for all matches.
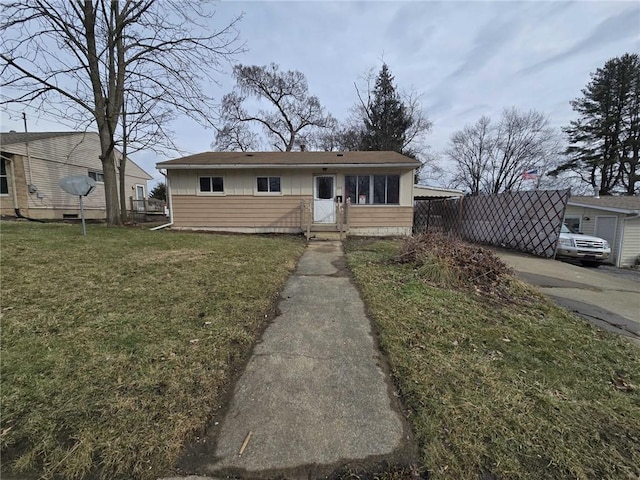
[157,151,421,168]
[569,195,640,213]
[0,131,85,146]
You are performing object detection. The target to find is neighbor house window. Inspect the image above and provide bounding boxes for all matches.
[88,170,104,182]
[564,216,582,232]
[199,176,224,193]
[345,175,400,205]
[256,176,281,193]
[0,159,8,195]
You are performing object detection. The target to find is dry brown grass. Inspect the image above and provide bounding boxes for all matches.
[0,222,305,479]
[346,237,640,480]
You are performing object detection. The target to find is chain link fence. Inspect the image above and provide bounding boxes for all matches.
[414,190,571,257]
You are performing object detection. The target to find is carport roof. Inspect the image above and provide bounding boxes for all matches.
[569,196,640,214]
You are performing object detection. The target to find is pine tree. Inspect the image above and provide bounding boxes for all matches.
[359,64,413,152]
[555,53,640,195]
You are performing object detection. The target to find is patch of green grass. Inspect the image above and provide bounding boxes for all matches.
[345,238,640,480]
[0,222,305,479]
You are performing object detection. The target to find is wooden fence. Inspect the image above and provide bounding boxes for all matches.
[129,197,167,222]
[414,190,571,257]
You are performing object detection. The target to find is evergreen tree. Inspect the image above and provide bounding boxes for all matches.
[149,182,166,201]
[554,53,640,195]
[358,64,414,152]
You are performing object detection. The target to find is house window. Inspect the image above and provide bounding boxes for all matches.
[88,170,104,182]
[199,176,224,193]
[564,216,582,232]
[345,175,400,205]
[257,176,281,193]
[0,159,8,195]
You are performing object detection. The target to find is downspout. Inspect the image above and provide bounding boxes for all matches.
[22,112,34,188]
[150,169,173,231]
[1,154,43,222]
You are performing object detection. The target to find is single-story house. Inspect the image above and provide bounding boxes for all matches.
[156,151,421,236]
[0,131,152,220]
[564,195,640,268]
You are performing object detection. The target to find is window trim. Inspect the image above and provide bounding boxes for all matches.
[255,175,282,195]
[88,170,105,183]
[197,175,225,195]
[345,174,401,206]
[564,215,582,233]
[0,158,8,196]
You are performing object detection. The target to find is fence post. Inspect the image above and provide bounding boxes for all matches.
[457,196,464,237]
[129,196,134,222]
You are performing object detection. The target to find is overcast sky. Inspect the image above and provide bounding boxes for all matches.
[1,0,639,186]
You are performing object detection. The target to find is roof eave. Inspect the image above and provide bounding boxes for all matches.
[567,201,639,214]
[156,162,419,170]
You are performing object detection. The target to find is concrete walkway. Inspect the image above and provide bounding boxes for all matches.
[176,241,412,479]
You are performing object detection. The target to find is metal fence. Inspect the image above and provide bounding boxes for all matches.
[414,190,571,257]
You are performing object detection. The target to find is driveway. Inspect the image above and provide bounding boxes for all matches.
[493,249,640,344]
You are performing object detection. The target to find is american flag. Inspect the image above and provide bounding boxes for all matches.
[522,169,538,180]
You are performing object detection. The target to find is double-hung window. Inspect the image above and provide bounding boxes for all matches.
[199,176,224,193]
[345,174,399,205]
[256,176,281,193]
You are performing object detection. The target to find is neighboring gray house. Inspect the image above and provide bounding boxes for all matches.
[564,196,640,268]
[0,131,152,220]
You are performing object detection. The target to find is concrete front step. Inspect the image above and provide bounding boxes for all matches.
[308,231,343,241]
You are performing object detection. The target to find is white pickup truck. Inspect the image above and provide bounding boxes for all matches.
[556,224,611,267]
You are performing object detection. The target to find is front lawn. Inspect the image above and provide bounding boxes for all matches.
[0,222,305,479]
[345,237,640,480]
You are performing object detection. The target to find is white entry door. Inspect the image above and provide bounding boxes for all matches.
[313,175,335,223]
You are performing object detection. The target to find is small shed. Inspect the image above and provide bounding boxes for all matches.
[564,196,640,268]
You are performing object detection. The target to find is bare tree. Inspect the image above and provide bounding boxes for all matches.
[214,63,334,152]
[1,1,243,225]
[445,116,493,195]
[446,108,560,194]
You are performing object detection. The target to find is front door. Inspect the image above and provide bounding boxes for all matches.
[313,175,335,223]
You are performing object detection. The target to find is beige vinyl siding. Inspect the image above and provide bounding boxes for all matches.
[170,169,312,196]
[2,133,151,218]
[620,217,640,267]
[172,195,308,228]
[348,206,413,227]
[25,155,106,211]
[0,155,29,215]
[169,168,415,206]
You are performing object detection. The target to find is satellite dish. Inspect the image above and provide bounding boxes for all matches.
[59,175,97,235]
[59,175,96,196]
